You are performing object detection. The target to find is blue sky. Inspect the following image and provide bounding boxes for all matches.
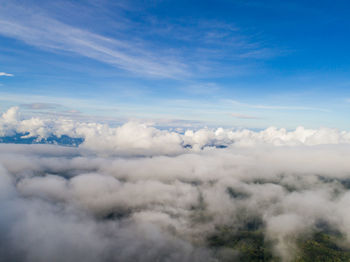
[1,0,350,129]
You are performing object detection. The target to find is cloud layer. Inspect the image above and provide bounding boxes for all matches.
[1,106,350,155]
[1,107,350,261]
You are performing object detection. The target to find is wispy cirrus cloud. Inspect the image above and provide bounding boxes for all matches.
[226,99,330,112]
[0,2,189,79]
[0,1,279,80]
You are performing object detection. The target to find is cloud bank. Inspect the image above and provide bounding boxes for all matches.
[1,107,350,155]
[1,106,350,261]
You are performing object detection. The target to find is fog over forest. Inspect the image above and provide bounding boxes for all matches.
[1,107,350,261]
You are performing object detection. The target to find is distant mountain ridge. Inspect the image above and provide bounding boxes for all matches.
[0,132,84,147]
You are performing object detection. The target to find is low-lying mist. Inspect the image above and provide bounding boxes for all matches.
[1,107,350,261]
[1,142,350,261]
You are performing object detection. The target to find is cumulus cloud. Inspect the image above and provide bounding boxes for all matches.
[1,106,350,154]
[1,107,350,261]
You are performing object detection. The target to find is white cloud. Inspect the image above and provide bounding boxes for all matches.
[2,139,350,261]
[1,108,350,261]
[1,107,350,262]
[1,107,350,155]
[0,72,13,77]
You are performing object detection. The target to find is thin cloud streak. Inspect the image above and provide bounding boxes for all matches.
[20,103,61,110]
[226,99,330,112]
[0,72,13,77]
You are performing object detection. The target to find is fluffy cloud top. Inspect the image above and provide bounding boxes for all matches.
[1,106,350,155]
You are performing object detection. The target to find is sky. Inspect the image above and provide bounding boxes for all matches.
[3,2,350,260]
[1,0,350,129]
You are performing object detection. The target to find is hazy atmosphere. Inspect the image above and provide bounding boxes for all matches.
[1,1,350,261]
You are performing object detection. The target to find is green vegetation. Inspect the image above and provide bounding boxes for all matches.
[226,187,250,200]
[294,233,350,262]
[208,227,350,262]
[208,226,278,262]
